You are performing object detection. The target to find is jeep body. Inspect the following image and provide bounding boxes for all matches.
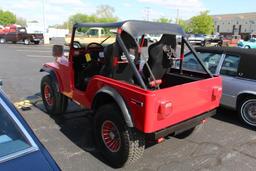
[40,21,222,167]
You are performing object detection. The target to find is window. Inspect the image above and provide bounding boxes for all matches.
[86,29,98,36]
[180,52,222,74]
[18,28,26,33]
[180,52,204,72]
[0,98,37,162]
[220,55,240,76]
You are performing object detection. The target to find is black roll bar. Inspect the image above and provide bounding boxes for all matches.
[183,38,213,77]
[116,34,147,89]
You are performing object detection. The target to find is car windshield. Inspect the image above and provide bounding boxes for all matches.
[195,34,204,37]
[72,27,116,46]
[180,52,222,74]
[0,98,32,159]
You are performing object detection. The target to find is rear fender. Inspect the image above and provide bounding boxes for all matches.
[40,67,62,92]
[92,86,134,127]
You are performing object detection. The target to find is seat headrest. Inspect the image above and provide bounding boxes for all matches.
[159,34,176,47]
[104,44,114,56]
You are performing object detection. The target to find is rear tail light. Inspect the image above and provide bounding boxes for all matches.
[158,101,173,120]
[212,87,222,101]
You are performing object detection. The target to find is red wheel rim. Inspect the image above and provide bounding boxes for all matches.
[44,84,53,106]
[101,120,121,152]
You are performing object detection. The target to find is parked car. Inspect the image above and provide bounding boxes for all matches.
[40,20,222,167]
[65,27,115,45]
[188,34,207,46]
[222,35,241,47]
[0,25,43,45]
[237,38,256,49]
[181,46,256,127]
[207,34,223,47]
[0,81,60,170]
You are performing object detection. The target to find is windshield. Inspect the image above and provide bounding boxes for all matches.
[70,27,116,46]
[179,52,222,74]
[0,97,36,161]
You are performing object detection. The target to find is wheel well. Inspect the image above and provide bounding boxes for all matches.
[236,93,256,109]
[92,92,134,127]
[93,93,117,110]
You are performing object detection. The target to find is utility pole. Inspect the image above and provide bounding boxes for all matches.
[42,0,46,33]
[176,8,179,24]
[145,7,150,21]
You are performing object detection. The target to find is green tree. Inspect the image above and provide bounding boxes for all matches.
[66,10,118,32]
[178,19,189,32]
[157,17,171,23]
[188,11,214,34]
[0,9,16,25]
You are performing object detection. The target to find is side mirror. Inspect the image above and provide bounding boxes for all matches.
[0,80,2,87]
[52,45,64,57]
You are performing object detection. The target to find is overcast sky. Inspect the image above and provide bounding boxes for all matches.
[0,0,255,26]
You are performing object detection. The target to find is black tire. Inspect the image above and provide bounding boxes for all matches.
[94,104,145,168]
[34,41,40,45]
[238,98,256,127]
[174,123,203,139]
[41,75,68,115]
[201,40,206,47]
[244,45,250,49]
[24,39,30,45]
[0,38,5,44]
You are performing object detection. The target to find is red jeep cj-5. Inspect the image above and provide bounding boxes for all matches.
[40,21,222,167]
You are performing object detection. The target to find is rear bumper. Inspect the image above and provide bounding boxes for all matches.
[146,109,216,140]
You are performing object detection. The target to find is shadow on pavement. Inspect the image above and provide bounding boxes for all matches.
[25,93,112,167]
[213,107,256,131]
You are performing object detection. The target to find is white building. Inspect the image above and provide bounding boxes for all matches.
[212,12,256,37]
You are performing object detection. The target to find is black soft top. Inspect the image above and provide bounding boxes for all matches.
[73,20,185,38]
[196,47,256,80]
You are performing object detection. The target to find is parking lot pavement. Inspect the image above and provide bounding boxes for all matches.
[1,42,256,171]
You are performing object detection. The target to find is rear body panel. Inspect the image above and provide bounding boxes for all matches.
[44,61,222,133]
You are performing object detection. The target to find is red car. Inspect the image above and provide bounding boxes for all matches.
[40,21,222,168]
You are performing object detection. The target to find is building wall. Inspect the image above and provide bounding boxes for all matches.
[212,13,256,38]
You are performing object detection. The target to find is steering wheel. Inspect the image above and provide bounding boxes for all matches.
[86,42,104,50]
[73,41,82,49]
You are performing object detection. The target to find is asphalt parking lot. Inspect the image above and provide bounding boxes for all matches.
[1,40,256,171]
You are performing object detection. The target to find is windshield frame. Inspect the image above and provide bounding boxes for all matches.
[0,96,38,163]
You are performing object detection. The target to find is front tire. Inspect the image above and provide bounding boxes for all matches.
[41,75,68,115]
[239,98,256,127]
[0,38,5,44]
[24,39,30,45]
[244,45,250,49]
[34,41,40,45]
[94,104,145,168]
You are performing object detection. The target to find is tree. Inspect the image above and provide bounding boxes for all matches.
[188,11,214,34]
[66,11,118,32]
[157,17,171,23]
[16,17,27,26]
[178,19,189,32]
[0,9,16,26]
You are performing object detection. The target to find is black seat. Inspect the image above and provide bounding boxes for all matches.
[100,31,138,84]
[100,43,115,77]
[143,34,177,83]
